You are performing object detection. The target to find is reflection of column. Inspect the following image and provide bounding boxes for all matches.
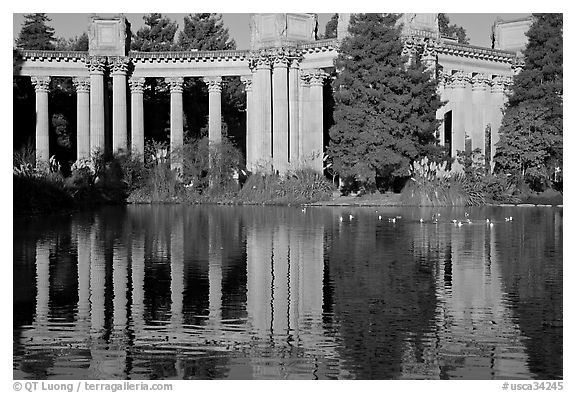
[90,219,106,336]
[289,57,301,165]
[241,75,254,171]
[31,76,50,166]
[35,240,50,325]
[301,226,324,318]
[204,76,223,144]
[167,77,184,172]
[73,77,91,160]
[170,214,184,328]
[131,233,145,336]
[129,77,146,157]
[87,57,107,155]
[111,57,129,154]
[272,225,289,336]
[76,228,91,326]
[272,52,289,173]
[246,226,272,333]
[288,226,301,338]
[112,241,128,331]
[208,213,222,325]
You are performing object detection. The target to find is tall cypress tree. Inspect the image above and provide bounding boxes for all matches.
[327,13,442,188]
[176,13,235,51]
[131,13,178,52]
[16,13,56,50]
[494,14,563,191]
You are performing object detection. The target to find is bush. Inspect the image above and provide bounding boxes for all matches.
[238,168,333,204]
[400,157,483,206]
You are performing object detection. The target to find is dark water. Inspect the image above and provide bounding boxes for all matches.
[13,205,562,380]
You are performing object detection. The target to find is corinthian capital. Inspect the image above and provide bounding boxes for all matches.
[73,77,90,93]
[304,69,329,86]
[86,56,107,74]
[110,56,130,75]
[448,70,470,89]
[471,73,490,91]
[31,76,51,92]
[203,76,223,93]
[249,51,272,71]
[240,75,253,92]
[129,77,146,93]
[166,77,184,93]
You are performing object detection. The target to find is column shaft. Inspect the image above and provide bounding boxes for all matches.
[205,77,223,145]
[129,78,145,158]
[289,64,300,165]
[308,71,327,172]
[272,59,289,173]
[241,76,255,172]
[256,60,272,170]
[90,73,106,154]
[31,76,50,166]
[167,78,184,172]
[73,77,91,160]
[112,71,128,154]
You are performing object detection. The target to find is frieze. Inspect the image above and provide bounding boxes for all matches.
[31,76,51,92]
[438,40,517,64]
[17,50,88,63]
[72,77,91,93]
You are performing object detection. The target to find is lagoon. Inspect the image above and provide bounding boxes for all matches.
[13,205,562,379]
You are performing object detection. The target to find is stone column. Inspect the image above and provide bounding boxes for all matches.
[73,77,90,160]
[87,57,107,156]
[436,71,449,145]
[298,74,310,165]
[240,75,254,171]
[471,74,490,154]
[203,76,223,145]
[288,56,301,165]
[129,77,146,158]
[272,51,289,173]
[254,54,272,171]
[449,70,470,158]
[111,57,129,154]
[307,69,328,172]
[167,77,184,172]
[31,76,50,166]
[490,75,510,168]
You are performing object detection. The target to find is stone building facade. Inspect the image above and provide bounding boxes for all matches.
[14,13,531,173]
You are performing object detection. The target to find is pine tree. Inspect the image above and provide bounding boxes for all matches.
[16,13,56,50]
[131,13,178,52]
[494,14,563,191]
[54,33,89,51]
[324,13,338,39]
[327,13,442,188]
[176,13,235,51]
[438,13,469,44]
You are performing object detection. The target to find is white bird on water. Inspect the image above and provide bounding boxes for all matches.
[389,217,396,223]
[419,218,424,223]
[339,216,343,222]
[378,215,382,220]
[490,222,494,228]
[349,214,354,220]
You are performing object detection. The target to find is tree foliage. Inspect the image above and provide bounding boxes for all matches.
[54,33,89,51]
[131,13,178,52]
[176,13,235,51]
[494,14,563,191]
[324,13,339,39]
[16,13,56,50]
[438,13,469,44]
[327,13,443,188]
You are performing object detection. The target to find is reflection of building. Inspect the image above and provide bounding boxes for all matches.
[15,206,343,379]
[405,221,531,378]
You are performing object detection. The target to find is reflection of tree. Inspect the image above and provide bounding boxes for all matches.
[324,214,438,378]
[496,208,563,379]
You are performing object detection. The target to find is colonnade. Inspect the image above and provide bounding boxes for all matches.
[28,52,330,174]
[437,70,511,166]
